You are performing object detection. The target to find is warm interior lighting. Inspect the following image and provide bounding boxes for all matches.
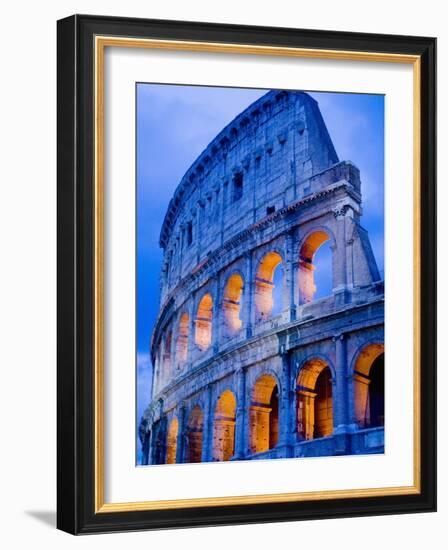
[186,406,203,463]
[297,358,333,440]
[255,252,283,322]
[176,312,189,364]
[212,390,237,461]
[250,374,279,454]
[298,230,330,304]
[353,344,385,428]
[223,273,244,336]
[165,417,178,464]
[195,294,213,350]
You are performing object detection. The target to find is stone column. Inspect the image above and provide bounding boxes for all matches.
[219,177,226,246]
[174,235,181,284]
[352,373,371,427]
[333,334,351,433]
[249,406,271,454]
[140,425,151,465]
[201,384,213,462]
[242,252,254,338]
[234,367,247,458]
[278,351,293,456]
[296,391,317,440]
[212,275,222,352]
[250,254,259,331]
[283,230,297,322]
[179,223,185,276]
[332,212,347,288]
[187,297,196,360]
[148,424,157,465]
[175,403,186,463]
[332,206,353,306]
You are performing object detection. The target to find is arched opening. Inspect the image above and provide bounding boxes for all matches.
[250,374,279,454]
[255,252,284,322]
[223,273,244,336]
[165,417,178,464]
[369,355,385,427]
[212,390,237,461]
[354,344,385,428]
[269,386,279,449]
[298,230,331,304]
[296,359,333,440]
[176,312,189,365]
[195,294,213,351]
[162,329,173,382]
[186,406,204,463]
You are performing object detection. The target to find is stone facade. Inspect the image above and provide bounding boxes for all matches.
[139,90,385,465]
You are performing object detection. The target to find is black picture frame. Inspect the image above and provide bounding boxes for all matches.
[57,14,436,535]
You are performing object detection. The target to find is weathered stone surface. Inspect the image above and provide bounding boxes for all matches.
[140,90,384,465]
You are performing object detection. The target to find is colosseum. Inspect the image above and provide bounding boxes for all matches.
[139,89,384,466]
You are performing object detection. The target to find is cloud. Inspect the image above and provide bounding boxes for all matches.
[137,352,153,420]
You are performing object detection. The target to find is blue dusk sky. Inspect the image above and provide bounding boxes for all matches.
[136,84,384,460]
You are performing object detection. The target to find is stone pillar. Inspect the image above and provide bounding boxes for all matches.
[201,384,213,462]
[197,198,205,240]
[249,406,271,454]
[345,217,355,289]
[297,391,317,440]
[179,223,185,275]
[278,351,293,456]
[187,297,196,359]
[191,209,198,265]
[333,334,352,433]
[291,261,299,314]
[283,230,297,322]
[219,178,226,246]
[175,403,186,463]
[174,235,181,284]
[148,424,157,465]
[212,275,222,352]
[234,367,247,458]
[352,373,371,427]
[212,419,236,461]
[250,255,259,331]
[242,252,254,338]
[140,426,151,465]
[332,206,352,305]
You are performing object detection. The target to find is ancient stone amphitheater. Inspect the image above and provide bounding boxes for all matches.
[139,90,384,466]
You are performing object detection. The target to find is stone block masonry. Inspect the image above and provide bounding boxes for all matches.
[140,90,384,465]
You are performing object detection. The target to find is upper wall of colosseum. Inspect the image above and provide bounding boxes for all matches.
[158,90,346,299]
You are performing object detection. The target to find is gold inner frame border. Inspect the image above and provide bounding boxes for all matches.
[94,35,421,513]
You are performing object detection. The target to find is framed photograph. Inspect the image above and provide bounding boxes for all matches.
[57,14,436,534]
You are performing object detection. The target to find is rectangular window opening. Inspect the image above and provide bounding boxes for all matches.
[232,173,243,202]
[187,221,193,246]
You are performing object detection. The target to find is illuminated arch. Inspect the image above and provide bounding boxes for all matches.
[186,406,204,463]
[212,390,237,461]
[298,230,331,304]
[176,312,189,364]
[255,252,284,322]
[353,343,385,428]
[296,358,333,440]
[250,374,279,454]
[165,417,178,464]
[195,294,213,351]
[223,273,244,336]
